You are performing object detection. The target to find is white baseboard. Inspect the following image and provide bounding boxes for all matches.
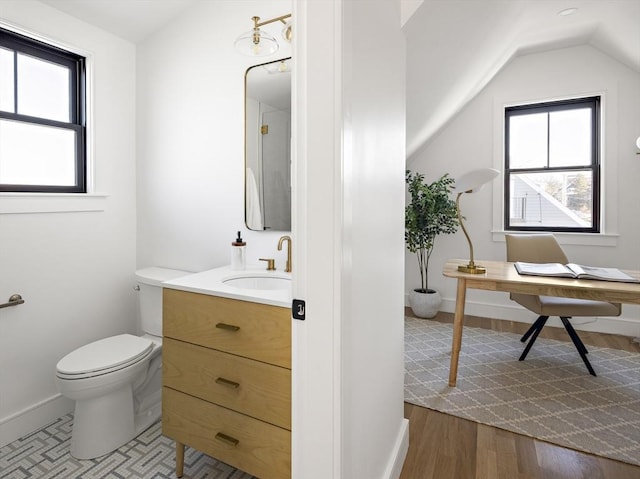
[383,418,409,479]
[405,294,640,338]
[0,393,74,448]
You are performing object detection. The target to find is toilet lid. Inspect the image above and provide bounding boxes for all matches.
[57,334,154,376]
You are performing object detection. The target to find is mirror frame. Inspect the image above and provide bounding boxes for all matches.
[244,57,292,232]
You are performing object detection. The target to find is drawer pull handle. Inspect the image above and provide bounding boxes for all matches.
[215,432,239,447]
[215,377,240,389]
[216,323,240,331]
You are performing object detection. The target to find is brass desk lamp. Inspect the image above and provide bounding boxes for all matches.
[455,168,500,274]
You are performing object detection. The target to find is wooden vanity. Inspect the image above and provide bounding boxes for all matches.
[162,288,291,479]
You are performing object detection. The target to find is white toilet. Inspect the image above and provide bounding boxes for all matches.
[55,267,188,459]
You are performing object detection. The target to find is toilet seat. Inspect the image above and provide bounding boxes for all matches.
[56,334,154,380]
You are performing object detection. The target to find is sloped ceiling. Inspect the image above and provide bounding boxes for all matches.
[36,0,640,160]
[404,0,640,159]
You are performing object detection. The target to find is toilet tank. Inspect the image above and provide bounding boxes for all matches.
[136,267,189,337]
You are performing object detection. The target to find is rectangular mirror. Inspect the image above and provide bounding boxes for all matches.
[244,58,291,231]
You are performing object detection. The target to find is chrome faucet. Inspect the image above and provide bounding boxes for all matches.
[277,235,292,273]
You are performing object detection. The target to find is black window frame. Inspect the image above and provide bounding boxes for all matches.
[504,96,600,233]
[0,27,86,193]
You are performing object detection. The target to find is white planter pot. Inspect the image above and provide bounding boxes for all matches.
[409,289,441,319]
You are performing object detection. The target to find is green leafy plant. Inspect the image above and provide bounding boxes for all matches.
[405,170,459,293]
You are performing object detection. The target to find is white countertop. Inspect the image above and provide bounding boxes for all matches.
[162,265,292,308]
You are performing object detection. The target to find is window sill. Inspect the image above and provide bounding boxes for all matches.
[492,230,619,247]
[0,193,108,214]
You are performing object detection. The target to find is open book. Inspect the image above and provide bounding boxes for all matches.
[514,262,640,283]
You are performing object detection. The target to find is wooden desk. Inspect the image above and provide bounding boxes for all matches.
[443,259,640,387]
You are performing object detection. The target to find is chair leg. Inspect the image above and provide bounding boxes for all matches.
[519,316,549,361]
[521,315,548,343]
[560,317,589,354]
[559,317,596,376]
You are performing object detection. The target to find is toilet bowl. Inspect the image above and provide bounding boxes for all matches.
[55,267,188,459]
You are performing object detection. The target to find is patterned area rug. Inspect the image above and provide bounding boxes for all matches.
[405,317,640,466]
[0,414,254,478]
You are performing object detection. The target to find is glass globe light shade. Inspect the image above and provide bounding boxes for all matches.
[234,28,278,57]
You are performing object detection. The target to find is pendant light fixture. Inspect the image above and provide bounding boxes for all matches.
[234,14,292,57]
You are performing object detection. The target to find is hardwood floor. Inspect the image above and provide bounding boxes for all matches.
[399,310,640,479]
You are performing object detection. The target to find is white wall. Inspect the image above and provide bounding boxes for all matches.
[138,0,408,477]
[136,0,292,274]
[407,44,640,335]
[292,0,408,477]
[0,1,137,446]
[340,2,408,476]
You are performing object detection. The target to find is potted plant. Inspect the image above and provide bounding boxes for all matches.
[405,170,459,318]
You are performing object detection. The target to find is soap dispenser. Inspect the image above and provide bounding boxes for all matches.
[230,231,246,270]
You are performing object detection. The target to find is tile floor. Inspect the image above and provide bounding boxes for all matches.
[0,414,254,479]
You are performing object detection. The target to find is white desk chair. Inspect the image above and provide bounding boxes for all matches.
[505,233,621,375]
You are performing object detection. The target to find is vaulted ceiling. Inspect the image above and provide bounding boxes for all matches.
[404,0,640,158]
[38,0,640,160]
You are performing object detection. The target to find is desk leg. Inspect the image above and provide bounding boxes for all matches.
[448,277,467,387]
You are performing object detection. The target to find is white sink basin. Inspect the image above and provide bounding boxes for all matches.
[163,266,292,307]
[223,274,291,291]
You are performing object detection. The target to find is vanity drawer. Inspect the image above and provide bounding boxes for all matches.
[163,337,291,429]
[163,289,291,368]
[163,387,291,479]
